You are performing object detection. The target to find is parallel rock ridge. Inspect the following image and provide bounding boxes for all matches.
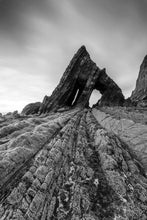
[0,108,147,219]
[1,46,147,219]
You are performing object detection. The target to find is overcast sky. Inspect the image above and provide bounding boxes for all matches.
[0,0,147,112]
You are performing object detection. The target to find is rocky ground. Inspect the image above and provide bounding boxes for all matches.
[98,106,147,125]
[0,107,147,219]
[1,45,147,219]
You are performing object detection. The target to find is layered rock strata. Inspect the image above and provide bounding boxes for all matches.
[22,47,147,114]
[98,106,147,125]
[93,108,147,172]
[1,46,147,219]
[131,55,147,106]
[0,109,147,219]
[39,46,124,114]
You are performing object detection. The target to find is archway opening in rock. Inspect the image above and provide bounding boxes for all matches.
[66,82,84,107]
[89,89,101,107]
[71,89,80,106]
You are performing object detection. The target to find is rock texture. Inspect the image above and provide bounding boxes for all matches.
[93,107,147,171]
[1,46,147,219]
[39,46,124,114]
[94,68,124,107]
[131,55,147,106]
[22,102,41,115]
[0,108,147,219]
[98,106,147,125]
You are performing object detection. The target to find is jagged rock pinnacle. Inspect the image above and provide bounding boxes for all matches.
[131,54,147,106]
[39,46,124,113]
[1,47,147,219]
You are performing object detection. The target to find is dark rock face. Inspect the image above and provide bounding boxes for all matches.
[131,55,147,106]
[1,46,147,219]
[39,46,97,113]
[21,102,41,115]
[39,46,124,113]
[94,68,124,107]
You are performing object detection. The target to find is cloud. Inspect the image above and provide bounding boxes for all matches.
[0,66,54,112]
[69,0,147,96]
[0,0,147,112]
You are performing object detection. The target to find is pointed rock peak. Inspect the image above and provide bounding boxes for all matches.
[141,54,147,69]
[77,45,87,53]
[22,46,125,114]
[131,54,147,106]
[78,45,87,51]
[38,46,124,113]
[74,45,90,60]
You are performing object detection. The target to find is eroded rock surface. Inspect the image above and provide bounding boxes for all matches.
[93,108,147,172]
[1,46,147,219]
[131,55,147,106]
[39,46,124,114]
[98,106,147,125]
[0,108,147,219]
[94,68,124,107]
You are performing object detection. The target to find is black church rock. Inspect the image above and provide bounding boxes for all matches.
[1,46,147,219]
[39,46,124,113]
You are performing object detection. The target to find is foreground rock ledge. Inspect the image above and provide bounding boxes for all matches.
[0,107,147,219]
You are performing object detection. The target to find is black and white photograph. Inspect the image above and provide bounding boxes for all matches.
[0,0,147,219]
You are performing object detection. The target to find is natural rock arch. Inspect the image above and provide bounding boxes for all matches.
[89,89,101,107]
[39,46,124,113]
[1,46,147,219]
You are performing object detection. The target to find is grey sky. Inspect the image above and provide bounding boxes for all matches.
[0,0,147,112]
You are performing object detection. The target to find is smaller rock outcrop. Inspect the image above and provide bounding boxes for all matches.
[21,102,41,115]
[131,55,147,106]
